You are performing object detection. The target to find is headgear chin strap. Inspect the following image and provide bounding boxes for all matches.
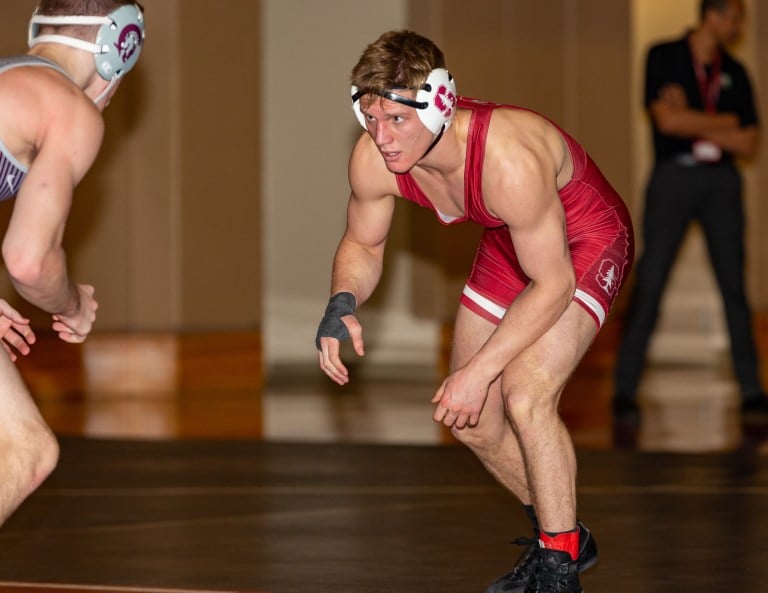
[28,3,145,102]
[351,68,458,135]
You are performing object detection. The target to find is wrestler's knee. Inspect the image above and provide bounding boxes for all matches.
[31,423,59,490]
[8,420,59,495]
[501,364,562,430]
[449,420,503,455]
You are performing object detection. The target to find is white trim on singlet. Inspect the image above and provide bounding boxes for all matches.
[462,285,506,319]
[463,284,607,327]
[574,288,606,326]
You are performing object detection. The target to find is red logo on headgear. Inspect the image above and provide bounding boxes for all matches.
[116,24,142,63]
[434,85,456,118]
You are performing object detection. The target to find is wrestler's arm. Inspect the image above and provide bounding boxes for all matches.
[317,134,397,384]
[331,135,396,306]
[431,116,576,427]
[464,130,575,381]
[2,82,103,334]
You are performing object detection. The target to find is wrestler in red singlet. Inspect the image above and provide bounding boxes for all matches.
[396,97,634,328]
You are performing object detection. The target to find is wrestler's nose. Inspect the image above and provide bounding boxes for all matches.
[374,123,392,147]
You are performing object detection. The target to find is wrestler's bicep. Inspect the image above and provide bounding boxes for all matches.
[344,191,395,251]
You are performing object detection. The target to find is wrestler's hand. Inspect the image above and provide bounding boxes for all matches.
[317,314,364,385]
[52,283,98,344]
[0,298,35,362]
[432,364,493,429]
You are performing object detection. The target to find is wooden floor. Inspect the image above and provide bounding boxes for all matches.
[1,329,767,593]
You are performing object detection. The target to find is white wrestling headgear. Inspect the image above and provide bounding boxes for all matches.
[28,4,145,103]
[351,68,458,135]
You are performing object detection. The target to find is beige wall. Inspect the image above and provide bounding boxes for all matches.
[0,0,262,331]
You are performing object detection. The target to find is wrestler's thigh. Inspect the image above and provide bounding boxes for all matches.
[501,301,597,402]
[449,304,507,427]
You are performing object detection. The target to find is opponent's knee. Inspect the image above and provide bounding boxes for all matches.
[31,426,59,489]
[14,422,59,494]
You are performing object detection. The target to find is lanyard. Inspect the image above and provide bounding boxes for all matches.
[689,40,722,113]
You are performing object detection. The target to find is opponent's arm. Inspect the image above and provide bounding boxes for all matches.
[2,88,103,342]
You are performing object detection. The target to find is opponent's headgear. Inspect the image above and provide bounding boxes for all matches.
[351,68,457,135]
[28,3,145,102]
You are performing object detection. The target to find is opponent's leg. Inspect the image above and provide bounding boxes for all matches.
[0,354,59,524]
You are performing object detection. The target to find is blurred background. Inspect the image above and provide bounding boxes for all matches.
[0,0,766,449]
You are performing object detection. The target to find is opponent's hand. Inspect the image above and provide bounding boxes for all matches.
[432,365,493,429]
[52,283,98,344]
[0,299,35,362]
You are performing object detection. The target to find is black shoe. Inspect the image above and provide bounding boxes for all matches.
[524,549,582,593]
[484,522,597,593]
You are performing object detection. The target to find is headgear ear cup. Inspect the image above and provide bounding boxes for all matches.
[351,85,367,129]
[28,3,145,81]
[93,4,145,80]
[350,69,457,135]
[415,68,457,134]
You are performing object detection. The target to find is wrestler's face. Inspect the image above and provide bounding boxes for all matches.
[359,93,436,173]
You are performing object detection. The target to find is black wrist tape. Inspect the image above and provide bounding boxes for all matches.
[315,292,356,350]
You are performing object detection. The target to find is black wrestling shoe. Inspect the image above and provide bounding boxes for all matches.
[484,522,597,593]
[524,549,582,593]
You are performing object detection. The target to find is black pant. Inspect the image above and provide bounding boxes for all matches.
[614,159,763,402]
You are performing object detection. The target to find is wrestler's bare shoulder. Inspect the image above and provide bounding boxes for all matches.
[348,132,400,200]
[0,65,102,166]
[485,108,570,181]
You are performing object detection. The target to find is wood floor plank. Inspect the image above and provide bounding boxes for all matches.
[0,583,259,593]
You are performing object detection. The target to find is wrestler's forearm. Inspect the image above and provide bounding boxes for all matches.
[467,281,573,380]
[329,236,385,306]
[6,246,79,316]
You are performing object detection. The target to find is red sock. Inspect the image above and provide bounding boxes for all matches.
[539,527,579,561]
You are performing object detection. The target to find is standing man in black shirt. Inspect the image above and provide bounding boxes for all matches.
[613,0,767,418]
